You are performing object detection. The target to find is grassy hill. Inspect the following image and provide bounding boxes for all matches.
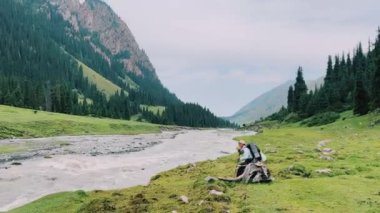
[11,111,380,212]
[77,60,122,98]
[0,105,161,140]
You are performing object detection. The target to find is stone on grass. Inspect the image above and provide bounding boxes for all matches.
[316,168,332,174]
[320,156,334,161]
[318,139,331,148]
[180,195,189,204]
[209,190,224,196]
[322,148,335,155]
[205,176,218,183]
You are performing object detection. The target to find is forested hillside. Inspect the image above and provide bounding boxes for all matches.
[268,29,380,124]
[0,0,233,128]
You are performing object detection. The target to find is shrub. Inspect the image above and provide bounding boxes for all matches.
[278,164,311,178]
[301,112,340,127]
[284,113,302,123]
[78,198,116,213]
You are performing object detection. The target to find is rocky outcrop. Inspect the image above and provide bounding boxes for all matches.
[48,0,155,77]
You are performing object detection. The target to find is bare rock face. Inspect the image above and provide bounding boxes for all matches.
[48,0,155,77]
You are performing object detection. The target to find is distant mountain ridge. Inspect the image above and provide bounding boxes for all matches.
[227,78,324,125]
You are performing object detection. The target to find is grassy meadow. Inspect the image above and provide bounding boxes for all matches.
[0,105,161,141]
[10,111,380,212]
[77,60,122,98]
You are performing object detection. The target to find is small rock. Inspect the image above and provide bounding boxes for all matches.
[316,168,332,174]
[209,190,224,196]
[321,148,335,155]
[320,156,334,161]
[205,176,218,183]
[180,195,189,204]
[318,139,331,147]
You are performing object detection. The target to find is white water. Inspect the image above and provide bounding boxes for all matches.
[0,129,253,211]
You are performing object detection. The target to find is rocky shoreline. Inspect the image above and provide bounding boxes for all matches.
[0,131,185,164]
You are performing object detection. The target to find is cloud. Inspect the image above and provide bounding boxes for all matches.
[105,0,380,116]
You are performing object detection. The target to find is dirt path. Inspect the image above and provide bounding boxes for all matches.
[0,129,253,211]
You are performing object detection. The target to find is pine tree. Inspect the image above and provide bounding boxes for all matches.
[354,78,370,115]
[324,56,333,85]
[287,86,294,112]
[293,67,308,112]
[371,57,380,110]
[371,29,380,110]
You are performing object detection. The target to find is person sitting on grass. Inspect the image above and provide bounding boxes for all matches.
[218,140,272,183]
[236,140,255,177]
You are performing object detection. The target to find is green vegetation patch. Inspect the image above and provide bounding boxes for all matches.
[301,112,341,127]
[77,60,122,98]
[140,105,166,115]
[0,105,160,140]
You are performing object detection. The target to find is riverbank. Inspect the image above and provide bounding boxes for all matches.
[1,129,252,212]
[0,131,183,163]
[10,111,380,213]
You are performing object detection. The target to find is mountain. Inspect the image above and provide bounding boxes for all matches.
[227,78,324,125]
[48,0,154,77]
[0,0,233,128]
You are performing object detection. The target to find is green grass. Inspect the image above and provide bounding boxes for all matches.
[0,143,32,154]
[0,105,161,141]
[140,105,166,115]
[118,75,139,90]
[60,47,127,98]
[77,60,122,98]
[11,111,380,212]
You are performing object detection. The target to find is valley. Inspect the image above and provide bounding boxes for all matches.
[9,111,380,212]
[0,129,252,212]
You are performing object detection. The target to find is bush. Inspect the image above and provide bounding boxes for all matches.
[278,164,311,178]
[301,112,340,127]
[284,113,302,123]
[78,198,116,213]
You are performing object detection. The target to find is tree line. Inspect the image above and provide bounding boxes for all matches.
[269,29,380,122]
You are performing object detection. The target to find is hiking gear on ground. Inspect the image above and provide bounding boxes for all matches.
[219,162,273,183]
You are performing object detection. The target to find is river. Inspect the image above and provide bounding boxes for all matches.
[0,129,253,211]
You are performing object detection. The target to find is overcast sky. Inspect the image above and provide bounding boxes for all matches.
[104,0,379,116]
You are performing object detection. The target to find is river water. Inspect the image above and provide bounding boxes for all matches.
[0,129,253,211]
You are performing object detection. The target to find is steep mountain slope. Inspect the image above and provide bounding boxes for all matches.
[228,78,324,125]
[47,0,155,77]
[0,0,232,128]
